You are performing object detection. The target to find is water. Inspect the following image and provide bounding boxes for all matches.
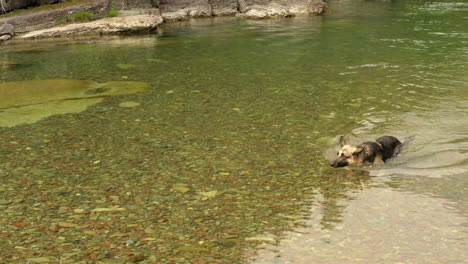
[0,0,467,263]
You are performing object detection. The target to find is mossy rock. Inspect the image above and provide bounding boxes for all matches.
[0,79,149,127]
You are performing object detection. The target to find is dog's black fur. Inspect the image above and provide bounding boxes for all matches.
[376,136,403,161]
[331,136,402,168]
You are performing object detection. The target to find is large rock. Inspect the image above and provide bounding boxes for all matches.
[158,0,327,21]
[0,22,14,35]
[240,0,327,18]
[210,0,239,16]
[0,22,14,41]
[159,0,212,21]
[112,0,152,10]
[0,0,64,13]
[1,0,34,13]
[0,34,11,41]
[19,10,163,39]
[0,0,110,33]
[243,3,292,19]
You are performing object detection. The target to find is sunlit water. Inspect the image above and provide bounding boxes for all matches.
[0,0,466,263]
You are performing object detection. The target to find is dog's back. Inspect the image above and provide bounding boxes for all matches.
[357,141,383,164]
[376,136,402,161]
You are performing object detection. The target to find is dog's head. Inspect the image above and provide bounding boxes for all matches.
[330,136,364,168]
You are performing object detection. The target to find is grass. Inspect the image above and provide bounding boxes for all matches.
[69,11,93,21]
[56,17,65,24]
[107,6,119,17]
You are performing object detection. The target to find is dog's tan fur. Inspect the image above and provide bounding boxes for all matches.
[337,144,384,166]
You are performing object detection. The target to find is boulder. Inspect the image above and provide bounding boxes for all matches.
[243,3,293,19]
[112,0,152,10]
[240,0,327,17]
[0,22,14,41]
[210,0,239,16]
[0,34,11,41]
[0,0,110,33]
[0,0,64,13]
[1,0,33,13]
[19,11,163,39]
[0,22,14,35]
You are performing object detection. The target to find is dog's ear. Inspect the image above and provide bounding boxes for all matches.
[353,147,364,156]
[339,136,347,147]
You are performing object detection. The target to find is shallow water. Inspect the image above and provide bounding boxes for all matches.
[0,0,467,263]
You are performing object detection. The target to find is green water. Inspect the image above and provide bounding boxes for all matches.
[0,0,467,263]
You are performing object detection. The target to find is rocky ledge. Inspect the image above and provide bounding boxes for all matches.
[0,0,328,41]
[20,10,163,39]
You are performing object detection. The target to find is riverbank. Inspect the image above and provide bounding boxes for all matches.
[0,0,327,41]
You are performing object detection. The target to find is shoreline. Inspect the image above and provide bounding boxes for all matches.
[0,0,328,41]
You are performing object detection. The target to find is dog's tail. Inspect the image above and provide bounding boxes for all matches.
[394,135,415,156]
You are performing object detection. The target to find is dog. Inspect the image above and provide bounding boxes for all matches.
[331,136,402,168]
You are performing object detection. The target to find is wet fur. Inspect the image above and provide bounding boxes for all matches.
[331,136,402,168]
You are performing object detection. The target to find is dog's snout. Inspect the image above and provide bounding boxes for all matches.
[330,159,348,168]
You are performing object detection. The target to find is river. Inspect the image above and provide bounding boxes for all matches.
[0,0,466,263]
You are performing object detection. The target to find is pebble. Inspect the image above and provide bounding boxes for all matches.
[216,239,236,248]
[49,224,60,232]
[0,199,11,205]
[26,257,51,263]
[58,222,77,228]
[144,228,155,234]
[245,236,275,243]
[92,207,126,213]
[73,208,86,214]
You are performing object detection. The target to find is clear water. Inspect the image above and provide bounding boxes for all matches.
[0,0,466,263]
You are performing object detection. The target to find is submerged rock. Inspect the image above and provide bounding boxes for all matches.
[0,60,19,70]
[0,79,149,127]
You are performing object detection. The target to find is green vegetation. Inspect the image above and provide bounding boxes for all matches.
[55,17,65,24]
[107,6,120,17]
[69,11,93,21]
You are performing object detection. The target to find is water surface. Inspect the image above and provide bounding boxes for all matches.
[0,0,466,263]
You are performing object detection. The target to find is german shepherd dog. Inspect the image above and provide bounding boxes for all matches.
[331,136,402,168]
